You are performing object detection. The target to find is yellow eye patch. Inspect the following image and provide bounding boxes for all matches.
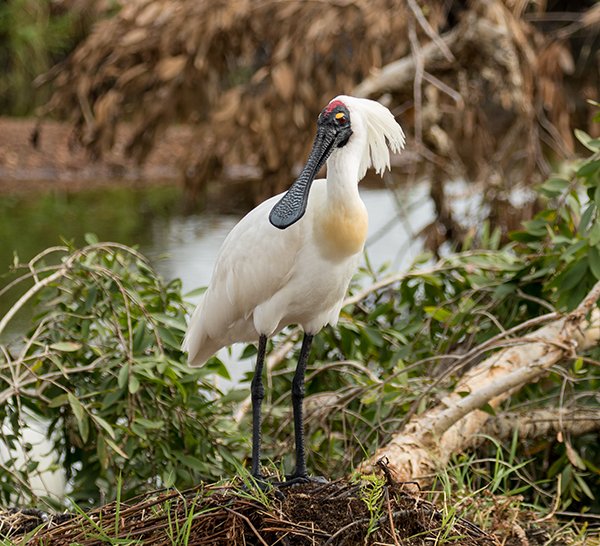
[335,112,345,120]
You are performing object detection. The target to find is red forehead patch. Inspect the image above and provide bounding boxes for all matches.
[324,99,346,115]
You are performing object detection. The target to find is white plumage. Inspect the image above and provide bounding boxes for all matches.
[183,95,405,366]
[183,94,404,484]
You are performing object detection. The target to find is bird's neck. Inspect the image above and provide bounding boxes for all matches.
[313,150,368,260]
[325,151,362,206]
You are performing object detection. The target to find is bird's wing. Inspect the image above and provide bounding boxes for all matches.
[185,193,304,355]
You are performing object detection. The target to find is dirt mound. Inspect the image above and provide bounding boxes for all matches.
[3,479,503,545]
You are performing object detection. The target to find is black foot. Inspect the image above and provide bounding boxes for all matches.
[277,474,329,488]
[249,473,272,491]
[244,474,285,500]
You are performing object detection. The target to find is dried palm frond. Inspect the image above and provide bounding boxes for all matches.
[39,0,599,240]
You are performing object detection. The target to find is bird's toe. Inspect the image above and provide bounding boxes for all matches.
[277,473,329,488]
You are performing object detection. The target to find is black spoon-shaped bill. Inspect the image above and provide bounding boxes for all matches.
[269,127,337,230]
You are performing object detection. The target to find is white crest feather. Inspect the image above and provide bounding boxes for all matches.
[336,95,405,179]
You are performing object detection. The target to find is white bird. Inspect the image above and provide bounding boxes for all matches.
[183,95,405,485]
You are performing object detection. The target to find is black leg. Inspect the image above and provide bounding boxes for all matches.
[289,333,313,480]
[251,334,268,478]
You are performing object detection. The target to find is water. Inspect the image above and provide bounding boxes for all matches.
[1,182,434,326]
[146,184,434,299]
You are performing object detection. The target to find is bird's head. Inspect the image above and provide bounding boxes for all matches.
[269,96,405,230]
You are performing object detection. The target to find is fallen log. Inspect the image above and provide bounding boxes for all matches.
[360,280,600,481]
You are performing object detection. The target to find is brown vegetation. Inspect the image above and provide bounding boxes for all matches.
[40,0,599,234]
[3,476,544,546]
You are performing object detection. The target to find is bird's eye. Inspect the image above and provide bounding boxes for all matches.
[335,112,347,124]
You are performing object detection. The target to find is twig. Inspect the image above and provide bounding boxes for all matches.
[323,518,368,546]
[353,25,462,98]
[0,267,69,338]
[384,487,401,546]
[223,507,270,546]
[534,474,562,524]
[406,0,455,62]
[408,19,424,145]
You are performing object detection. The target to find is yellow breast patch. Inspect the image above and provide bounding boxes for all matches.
[315,206,368,259]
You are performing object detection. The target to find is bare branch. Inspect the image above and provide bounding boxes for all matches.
[360,280,600,481]
[479,408,600,445]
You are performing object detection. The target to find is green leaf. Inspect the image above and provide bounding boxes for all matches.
[84,233,99,245]
[577,159,600,178]
[96,434,109,469]
[206,358,231,380]
[363,326,384,347]
[179,454,206,472]
[184,286,207,298]
[575,129,600,152]
[162,468,175,488]
[132,320,148,353]
[540,177,569,195]
[50,341,82,352]
[493,283,516,299]
[574,471,595,499]
[151,313,186,332]
[579,203,596,234]
[220,388,250,403]
[131,422,147,439]
[91,415,116,440]
[240,344,257,360]
[48,394,68,408]
[68,393,88,443]
[589,246,600,280]
[128,374,140,394]
[118,364,129,390]
[135,418,164,430]
[156,325,182,350]
[480,403,496,416]
[106,438,129,459]
[589,222,600,246]
[424,306,452,322]
[558,260,588,291]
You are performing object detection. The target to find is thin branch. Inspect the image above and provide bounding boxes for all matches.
[406,0,455,62]
[0,267,70,338]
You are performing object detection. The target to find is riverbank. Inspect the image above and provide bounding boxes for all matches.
[0,117,192,193]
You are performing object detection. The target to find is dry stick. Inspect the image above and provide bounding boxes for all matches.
[361,280,600,481]
[222,507,269,546]
[322,518,369,546]
[353,25,462,98]
[384,487,401,546]
[408,20,424,146]
[406,0,455,62]
[480,408,600,446]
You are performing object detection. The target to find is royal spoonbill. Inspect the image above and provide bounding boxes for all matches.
[183,95,405,484]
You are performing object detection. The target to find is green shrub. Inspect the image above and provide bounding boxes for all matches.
[0,239,243,507]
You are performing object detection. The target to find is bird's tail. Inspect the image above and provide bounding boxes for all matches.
[182,296,222,367]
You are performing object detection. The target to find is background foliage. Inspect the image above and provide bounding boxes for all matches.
[0,0,107,116]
